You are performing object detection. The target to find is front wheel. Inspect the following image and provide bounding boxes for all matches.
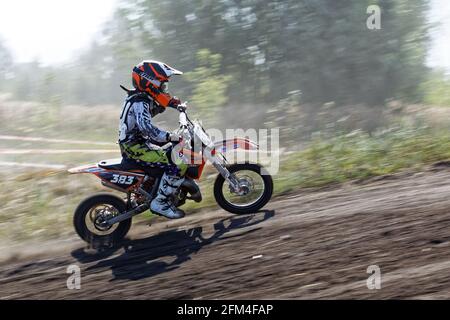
[73,193,132,248]
[214,163,273,214]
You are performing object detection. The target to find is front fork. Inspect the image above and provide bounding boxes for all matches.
[209,151,241,192]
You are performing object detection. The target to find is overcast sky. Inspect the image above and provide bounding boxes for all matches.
[0,0,449,71]
[427,0,450,71]
[0,0,117,65]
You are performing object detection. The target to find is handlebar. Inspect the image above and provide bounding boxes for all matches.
[179,112,188,127]
[173,101,194,128]
[169,101,188,113]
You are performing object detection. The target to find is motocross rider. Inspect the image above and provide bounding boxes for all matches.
[118,60,188,219]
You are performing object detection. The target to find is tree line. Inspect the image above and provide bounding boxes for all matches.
[0,0,433,111]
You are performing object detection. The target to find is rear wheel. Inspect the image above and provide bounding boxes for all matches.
[73,193,131,248]
[214,163,273,214]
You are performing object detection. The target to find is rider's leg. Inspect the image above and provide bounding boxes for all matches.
[149,148,189,219]
[121,142,188,219]
[150,172,186,219]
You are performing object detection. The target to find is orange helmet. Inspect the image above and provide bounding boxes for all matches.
[132,60,183,106]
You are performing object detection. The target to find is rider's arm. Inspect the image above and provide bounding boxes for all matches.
[133,101,169,143]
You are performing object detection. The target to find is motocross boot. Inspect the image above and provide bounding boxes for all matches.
[150,172,185,219]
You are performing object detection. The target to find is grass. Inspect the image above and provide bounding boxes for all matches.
[274,126,450,194]
[1,126,449,243]
[0,170,105,242]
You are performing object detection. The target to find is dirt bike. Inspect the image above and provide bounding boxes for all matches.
[68,102,273,247]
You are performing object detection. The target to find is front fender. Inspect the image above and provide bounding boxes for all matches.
[213,138,259,153]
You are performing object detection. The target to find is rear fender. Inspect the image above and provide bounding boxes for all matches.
[68,164,145,192]
[68,164,103,174]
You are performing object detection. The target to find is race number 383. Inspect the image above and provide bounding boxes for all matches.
[110,174,134,185]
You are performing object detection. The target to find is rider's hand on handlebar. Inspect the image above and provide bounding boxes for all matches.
[168,97,181,109]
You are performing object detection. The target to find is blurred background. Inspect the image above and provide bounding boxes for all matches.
[0,0,449,243]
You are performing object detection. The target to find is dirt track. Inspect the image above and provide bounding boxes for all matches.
[1,164,450,299]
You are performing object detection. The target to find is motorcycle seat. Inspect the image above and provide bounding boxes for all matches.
[98,158,139,171]
[98,158,165,176]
